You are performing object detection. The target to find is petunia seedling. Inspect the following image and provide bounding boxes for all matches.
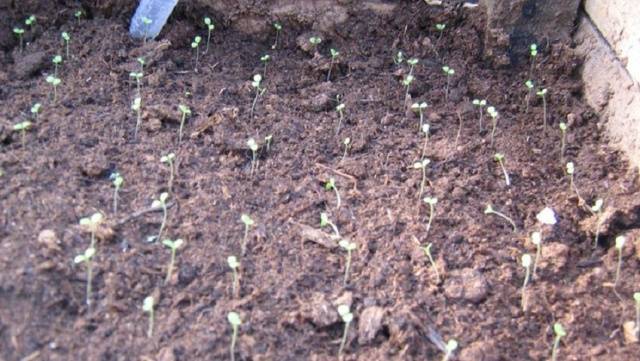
[524,80,534,113]
[442,339,458,361]
[203,17,214,54]
[423,196,438,237]
[420,123,430,159]
[309,36,322,52]
[141,17,152,43]
[30,102,42,121]
[407,58,419,75]
[227,255,240,297]
[227,312,242,361]
[160,153,176,193]
[442,66,455,101]
[191,35,202,72]
[12,121,32,148]
[411,101,428,131]
[537,88,548,131]
[129,71,143,95]
[530,231,542,278]
[337,304,353,356]
[250,74,266,118]
[484,204,517,232]
[61,32,71,58]
[335,102,346,135]
[493,153,510,186]
[46,75,62,102]
[327,48,340,81]
[74,246,96,306]
[435,23,446,42]
[52,55,63,77]
[13,27,25,52]
[272,22,282,49]
[142,296,155,337]
[341,137,351,163]
[591,198,604,248]
[265,134,273,152]
[529,43,538,78]
[550,323,566,361]
[487,106,499,146]
[421,242,440,282]
[559,122,567,162]
[393,50,405,66]
[520,253,532,312]
[151,192,170,241]
[413,159,430,199]
[325,178,341,209]
[132,96,142,139]
[338,239,356,285]
[260,54,270,77]
[25,15,36,30]
[614,235,626,287]
[178,104,191,144]
[247,138,259,176]
[162,238,184,284]
[472,99,486,130]
[565,162,586,205]
[240,214,254,256]
[80,212,104,249]
[111,172,123,214]
[74,10,84,21]
[320,212,341,239]
[402,74,415,100]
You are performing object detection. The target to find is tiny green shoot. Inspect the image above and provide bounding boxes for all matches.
[191,35,202,72]
[12,121,32,148]
[160,153,176,193]
[320,212,341,239]
[421,242,440,282]
[524,80,534,113]
[530,231,542,279]
[132,96,142,139]
[537,88,548,131]
[79,212,104,249]
[151,192,170,241]
[484,204,517,232]
[591,198,604,248]
[337,304,353,356]
[338,239,356,285]
[137,57,145,72]
[46,75,62,102]
[565,162,586,205]
[435,23,446,42]
[247,138,259,176]
[521,253,532,312]
[203,17,214,54]
[74,10,84,21]
[272,22,282,49]
[74,246,96,306]
[493,153,510,186]
[129,71,143,95]
[472,99,486,130]
[341,137,350,163]
[13,27,25,52]
[413,158,430,199]
[529,43,538,78]
[25,15,36,30]
[551,323,566,361]
[141,17,152,43]
[487,106,499,146]
[228,312,242,361]
[393,51,405,66]
[111,172,123,214]
[442,339,458,361]
[559,122,567,162]
[335,102,346,135]
[407,58,419,75]
[142,296,155,338]
[327,48,340,81]
[614,235,626,287]
[61,32,71,58]
[402,74,415,100]
[309,36,322,52]
[240,214,254,256]
[178,104,191,144]
[52,55,63,77]
[260,54,270,77]
[227,255,240,297]
[411,101,428,131]
[423,196,438,237]
[265,134,273,152]
[30,102,42,121]
[325,178,341,209]
[162,238,184,284]
[250,74,266,118]
[421,123,430,159]
[442,66,455,101]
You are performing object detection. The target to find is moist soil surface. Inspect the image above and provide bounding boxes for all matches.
[1,2,640,361]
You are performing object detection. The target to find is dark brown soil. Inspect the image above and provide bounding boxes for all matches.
[1,2,640,361]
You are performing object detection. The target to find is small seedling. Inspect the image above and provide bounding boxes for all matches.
[442,66,455,101]
[247,138,259,176]
[191,36,202,72]
[591,198,604,248]
[413,159,431,199]
[61,32,71,58]
[74,10,84,21]
[614,235,626,287]
[435,23,446,42]
[132,96,142,138]
[309,36,322,52]
[160,153,176,193]
[423,196,438,237]
[137,57,145,72]
[228,312,242,361]
[472,99,486,130]
[250,74,266,118]
[25,15,36,30]
[550,323,566,361]
[524,80,534,113]
[320,212,341,239]
[411,101,428,131]
[265,134,273,152]
[335,102,346,135]
[141,17,152,43]
[407,58,419,75]
[203,17,214,54]
[129,71,143,95]
[240,214,254,256]
[46,75,62,102]
[111,172,123,214]
[178,104,191,144]
[325,178,341,209]
[272,22,282,49]
[487,106,499,146]
[537,88,548,131]
[80,212,104,249]
[227,255,240,297]
[565,162,586,205]
[74,246,96,306]
[12,121,32,148]
[402,74,415,100]
[484,204,517,232]
[634,292,640,338]
[521,253,532,312]
[13,27,25,52]
[421,123,430,159]
[151,192,170,241]
[493,153,510,186]
[559,122,567,162]
[393,50,405,66]
[529,43,538,78]
[337,305,353,356]
[531,231,542,278]
[30,102,42,121]
[421,242,440,282]
[442,339,458,361]
[52,55,63,77]
[142,296,155,337]
[338,240,356,285]
[162,238,184,283]
[327,48,340,81]
[260,54,270,77]
[341,137,350,163]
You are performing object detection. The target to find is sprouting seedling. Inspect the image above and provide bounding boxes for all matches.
[61,32,71,58]
[162,238,184,284]
[493,153,510,186]
[160,153,176,193]
[335,102,346,135]
[272,22,282,49]
[325,178,341,209]
[484,204,517,232]
[13,27,25,52]
[320,212,341,239]
[247,138,259,176]
[421,242,440,282]
[472,99,486,130]
[250,74,266,118]
[137,57,145,72]
[74,10,84,21]
[614,235,626,287]
[309,36,322,52]
[227,255,240,297]
[530,231,542,278]
[141,17,152,43]
[524,80,534,113]
[178,104,191,144]
[435,23,446,42]
[240,214,254,256]
[74,246,96,306]
[132,96,142,139]
[393,50,405,65]
[402,74,415,100]
[407,58,419,75]
[565,162,585,204]
[12,121,32,149]
[52,55,63,77]
[550,323,566,361]
[203,17,214,54]
[227,312,242,361]
[129,71,143,95]
[487,106,499,146]
[151,192,170,241]
[413,158,430,199]
[634,292,640,338]
[529,43,538,78]
[423,196,438,237]
[442,339,458,361]
[327,48,340,81]
[559,122,568,162]
[111,172,123,214]
[46,75,61,102]
[25,15,36,30]
[411,101,428,131]
[260,54,270,77]
[30,102,42,121]
[341,137,350,163]
[537,88,548,131]
[264,134,273,152]
[337,304,353,356]
[191,36,202,72]
[442,66,455,101]
[142,296,154,338]
[420,123,430,159]
[520,253,532,312]
[338,240,356,285]
[591,198,604,248]
[79,212,104,249]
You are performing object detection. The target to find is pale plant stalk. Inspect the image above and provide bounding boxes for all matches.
[490,116,498,147]
[486,208,517,232]
[113,187,120,214]
[165,247,176,283]
[232,268,238,297]
[615,247,623,287]
[157,202,167,240]
[421,129,429,159]
[521,265,530,311]
[338,321,351,356]
[426,202,435,237]
[166,159,175,193]
[241,224,250,255]
[343,249,352,285]
[333,187,341,209]
[86,259,93,305]
[496,158,510,186]
[134,106,141,139]
[533,241,541,278]
[417,166,426,199]
[230,325,238,361]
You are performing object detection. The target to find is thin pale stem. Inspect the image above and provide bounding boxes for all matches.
[179,113,186,144]
[336,112,343,136]
[333,187,341,209]
[147,310,154,337]
[498,159,510,186]
[230,326,238,361]
[168,161,174,193]
[421,132,429,159]
[327,58,334,82]
[194,47,199,72]
[615,249,622,287]
[328,220,341,239]
[551,336,561,361]
[487,210,517,232]
[242,225,250,256]
[165,248,175,284]
[426,204,435,237]
[490,117,497,147]
[134,109,141,139]
[418,110,424,131]
[113,187,119,214]
[338,321,351,356]
[157,203,167,241]
[417,167,426,199]
[560,131,566,162]
[232,268,238,297]
[251,90,259,118]
[426,251,440,282]
[343,250,351,285]
[478,109,484,130]
[205,31,211,54]
[86,260,93,306]
[533,243,541,278]
[521,267,530,312]
[250,151,257,177]
[445,76,450,101]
